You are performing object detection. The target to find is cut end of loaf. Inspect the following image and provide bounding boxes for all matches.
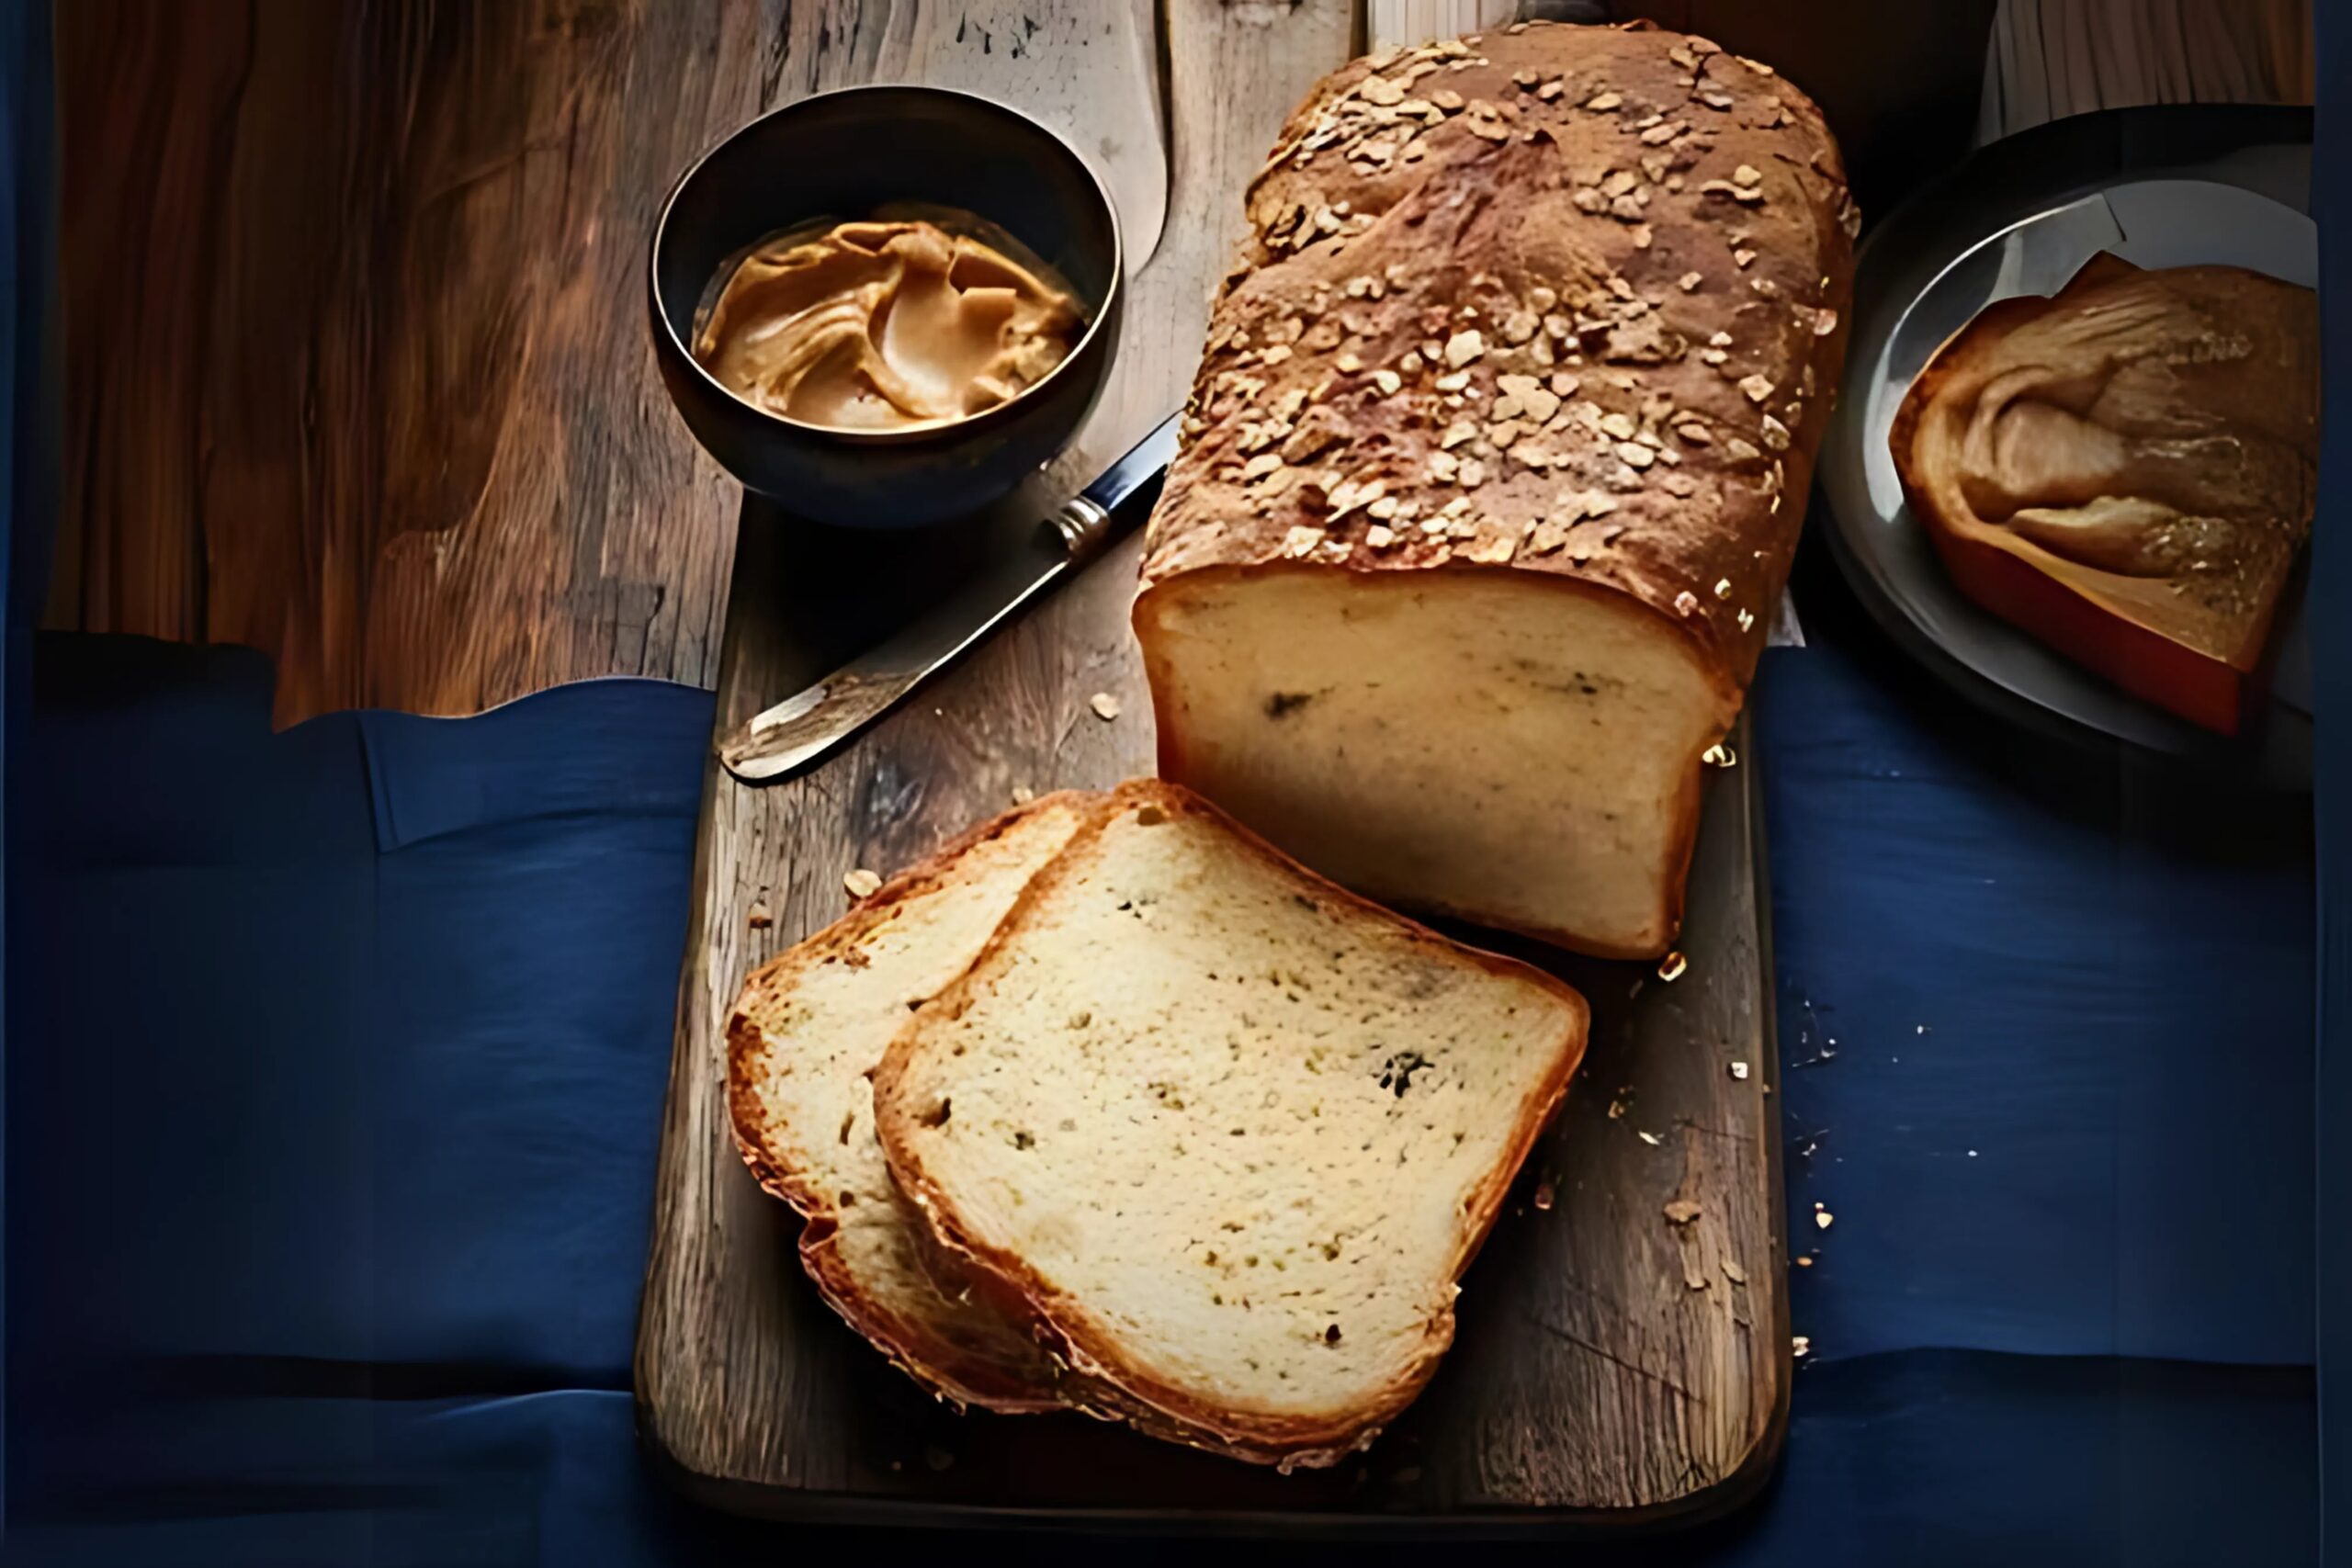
[1138,567,1724,957]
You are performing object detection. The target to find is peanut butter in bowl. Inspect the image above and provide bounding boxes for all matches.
[692,211,1086,434]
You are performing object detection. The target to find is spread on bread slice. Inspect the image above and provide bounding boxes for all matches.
[1891,254,2319,735]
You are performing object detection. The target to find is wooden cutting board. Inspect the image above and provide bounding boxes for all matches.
[633,0,1784,1533]
[634,485,1790,1533]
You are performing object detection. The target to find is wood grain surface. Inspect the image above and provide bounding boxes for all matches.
[50,0,1165,727]
[635,2,1786,1526]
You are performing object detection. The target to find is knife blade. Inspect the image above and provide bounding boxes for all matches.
[719,413,1182,784]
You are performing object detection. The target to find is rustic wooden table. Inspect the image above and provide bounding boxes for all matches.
[51,0,2301,728]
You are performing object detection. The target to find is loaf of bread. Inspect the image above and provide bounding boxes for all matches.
[726,793,1102,1410]
[873,780,1589,1469]
[1136,21,1856,958]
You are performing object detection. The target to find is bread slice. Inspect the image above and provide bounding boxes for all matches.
[726,792,1102,1410]
[873,780,1589,1468]
[1890,253,2319,735]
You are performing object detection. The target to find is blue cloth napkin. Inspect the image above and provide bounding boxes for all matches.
[2,625,2317,1566]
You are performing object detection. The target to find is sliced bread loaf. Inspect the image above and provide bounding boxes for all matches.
[873,780,1589,1467]
[1136,21,1857,958]
[726,792,1102,1410]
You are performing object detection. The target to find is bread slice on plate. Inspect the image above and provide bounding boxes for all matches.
[873,780,1589,1468]
[726,791,1103,1410]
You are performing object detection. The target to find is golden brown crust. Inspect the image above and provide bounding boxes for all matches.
[1138,21,1855,702]
[724,790,1107,1414]
[871,779,1590,1468]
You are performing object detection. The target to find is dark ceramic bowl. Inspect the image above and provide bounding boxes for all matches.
[649,85,1123,527]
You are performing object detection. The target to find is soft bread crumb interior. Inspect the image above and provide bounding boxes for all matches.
[1142,568,1724,953]
[891,797,1580,1422]
[733,800,1090,1382]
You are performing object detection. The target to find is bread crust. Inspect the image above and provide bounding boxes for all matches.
[872,779,1591,1468]
[725,790,1106,1413]
[1135,21,1853,954]
[1138,20,1852,685]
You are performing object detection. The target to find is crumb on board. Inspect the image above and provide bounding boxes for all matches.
[1657,950,1688,982]
[1730,1060,1749,1080]
[1638,1130,1663,1146]
[1792,1335,1812,1358]
[1012,784,1036,804]
[1089,692,1122,721]
[1532,1179,1555,1212]
[843,868,883,899]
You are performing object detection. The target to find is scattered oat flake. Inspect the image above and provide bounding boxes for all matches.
[1815,1210,1835,1231]
[747,901,774,930]
[1730,1061,1750,1080]
[1638,1130,1663,1146]
[1663,1198,1702,1225]
[843,868,883,899]
[1657,951,1688,982]
[1089,692,1122,721]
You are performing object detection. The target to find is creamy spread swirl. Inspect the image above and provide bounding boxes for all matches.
[694,216,1083,432]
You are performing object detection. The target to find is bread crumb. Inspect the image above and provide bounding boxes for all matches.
[1792,1335,1811,1359]
[1011,784,1036,805]
[1090,693,1123,721]
[1442,329,1485,367]
[1796,1256,1813,1268]
[1657,950,1688,981]
[1815,1208,1835,1231]
[1532,1179,1555,1212]
[843,868,883,899]
[1637,1130,1662,1146]
[1730,1060,1750,1079]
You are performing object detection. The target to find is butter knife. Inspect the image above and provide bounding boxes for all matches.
[720,414,1182,784]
